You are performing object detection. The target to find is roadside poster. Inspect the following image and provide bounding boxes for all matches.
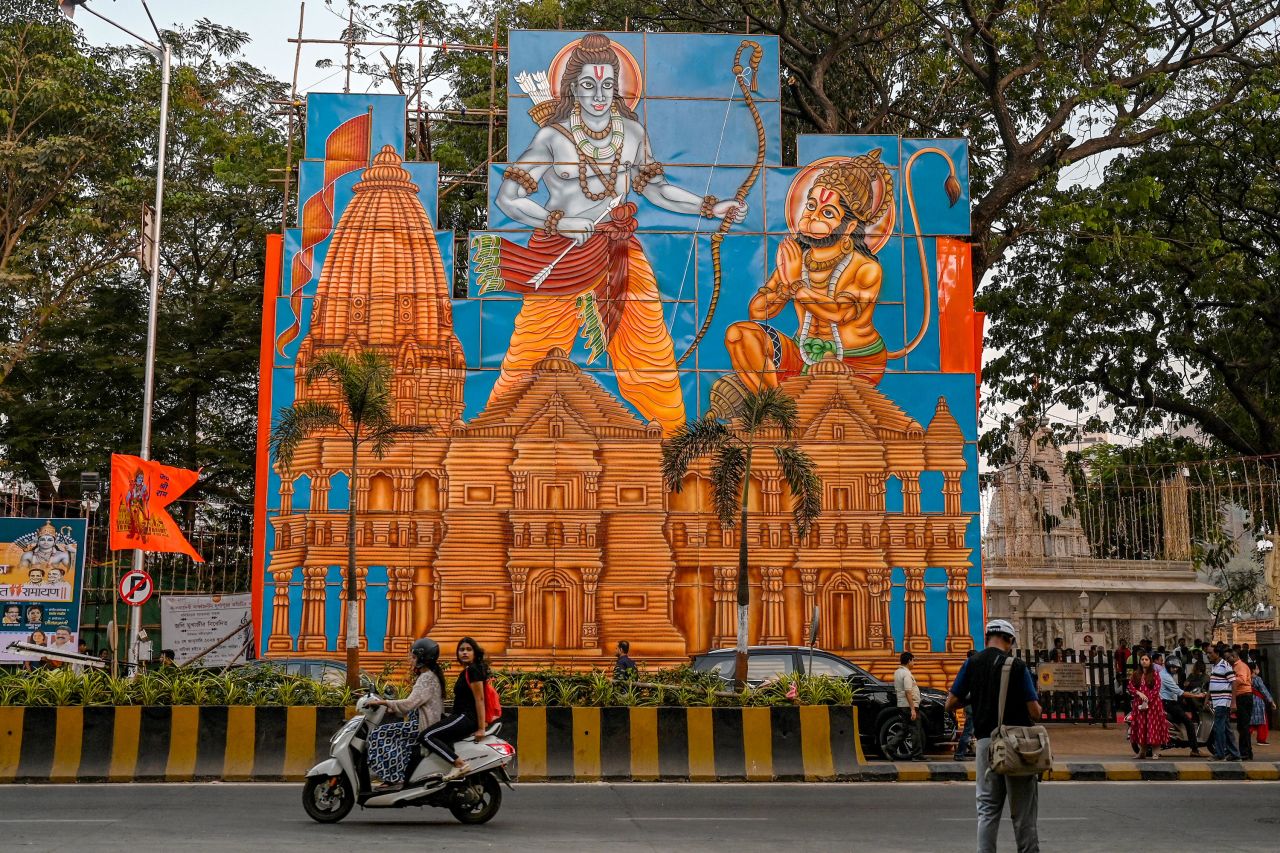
[0,517,88,664]
[1070,631,1109,650]
[161,593,252,666]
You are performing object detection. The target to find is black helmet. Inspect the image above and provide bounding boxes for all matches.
[411,637,439,667]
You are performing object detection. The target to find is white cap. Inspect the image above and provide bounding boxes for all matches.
[984,618,1017,640]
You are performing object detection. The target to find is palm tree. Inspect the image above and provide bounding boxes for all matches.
[661,386,823,689]
[270,350,430,688]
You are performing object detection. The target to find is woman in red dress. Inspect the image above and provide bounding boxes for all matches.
[1129,653,1165,758]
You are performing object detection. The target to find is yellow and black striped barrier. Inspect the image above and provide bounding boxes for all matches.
[0,705,862,783]
[5,706,1278,783]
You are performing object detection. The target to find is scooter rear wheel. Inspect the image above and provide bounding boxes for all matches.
[449,772,502,825]
[303,774,355,823]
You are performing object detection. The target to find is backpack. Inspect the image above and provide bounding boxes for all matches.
[466,669,503,726]
[987,657,1052,777]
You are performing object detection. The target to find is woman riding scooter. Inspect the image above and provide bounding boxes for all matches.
[365,637,444,791]
[421,637,491,781]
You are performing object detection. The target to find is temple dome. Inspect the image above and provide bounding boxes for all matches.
[298,144,465,428]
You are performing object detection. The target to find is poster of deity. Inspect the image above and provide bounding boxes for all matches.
[0,517,88,664]
[254,30,983,685]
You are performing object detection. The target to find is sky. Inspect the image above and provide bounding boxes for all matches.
[69,0,380,94]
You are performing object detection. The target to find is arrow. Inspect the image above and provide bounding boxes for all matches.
[527,195,623,290]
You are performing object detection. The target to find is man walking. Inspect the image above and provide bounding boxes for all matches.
[893,652,926,760]
[1207,643,1240,760]
[1229,648,1255,760]
[946,619,1042,853]
[613,640,638,681]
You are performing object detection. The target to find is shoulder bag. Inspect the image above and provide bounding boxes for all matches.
[988,656,1052,776]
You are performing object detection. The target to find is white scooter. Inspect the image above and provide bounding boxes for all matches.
[303,694,515,824]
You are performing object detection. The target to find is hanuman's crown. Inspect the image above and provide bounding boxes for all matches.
[811,149,893,224]
[37,520,57,538]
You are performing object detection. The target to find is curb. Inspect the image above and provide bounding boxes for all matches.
[3,705,1275,783]
[866,759,1280,782]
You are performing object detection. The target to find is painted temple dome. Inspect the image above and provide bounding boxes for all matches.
[308,144,459,354]
[298,143,465,429]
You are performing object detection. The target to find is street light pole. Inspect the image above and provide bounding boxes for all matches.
[128,39,170,673]
[66,1,170,673]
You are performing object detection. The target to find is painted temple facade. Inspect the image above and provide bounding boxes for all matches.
[255,31,985,685]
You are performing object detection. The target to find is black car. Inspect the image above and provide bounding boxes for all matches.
[691,646,956,759]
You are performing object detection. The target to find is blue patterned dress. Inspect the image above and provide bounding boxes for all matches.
[367,672,443,785]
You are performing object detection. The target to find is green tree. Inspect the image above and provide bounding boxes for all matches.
[0,17,288,502]
[0,1,142,386]
[982,73,1280,459]
[270,350,430,688]
[661,387,822,689]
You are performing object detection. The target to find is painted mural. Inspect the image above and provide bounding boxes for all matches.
[253,31,984,685]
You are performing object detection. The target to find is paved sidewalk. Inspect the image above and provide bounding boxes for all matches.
[880,721,1280,781]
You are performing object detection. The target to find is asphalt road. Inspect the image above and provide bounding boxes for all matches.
[2,782,1278,852]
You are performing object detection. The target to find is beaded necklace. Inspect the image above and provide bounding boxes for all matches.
[571,103,625,160]
[797,250,853,365]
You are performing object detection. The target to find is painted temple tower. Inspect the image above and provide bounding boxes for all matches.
[267,145,465,655]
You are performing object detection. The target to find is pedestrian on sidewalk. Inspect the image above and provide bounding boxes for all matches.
[1248,660,1276,745]
[955,649,977,761]
[1129,653,1165,759]
[893,652,927,761]
[1207,643,1240,760]
[945,618,1042,853]
[614,640,638,681]
[1228,649,1255,760]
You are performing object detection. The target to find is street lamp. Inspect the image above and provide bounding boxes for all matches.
[62,0,171,674]
[1007,588,1021,643]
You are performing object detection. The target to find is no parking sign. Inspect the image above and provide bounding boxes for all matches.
[118,568,154,607]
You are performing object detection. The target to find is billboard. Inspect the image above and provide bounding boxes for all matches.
[0,517,88,664]
[253,31,983,683]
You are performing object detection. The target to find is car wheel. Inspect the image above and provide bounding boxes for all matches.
[877,714,917,761]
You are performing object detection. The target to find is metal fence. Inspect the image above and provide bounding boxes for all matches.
[0,489,253,652]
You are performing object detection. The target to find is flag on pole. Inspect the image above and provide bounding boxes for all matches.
[109,454,204,562]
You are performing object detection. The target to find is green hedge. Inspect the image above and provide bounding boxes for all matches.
[1,664,859,708]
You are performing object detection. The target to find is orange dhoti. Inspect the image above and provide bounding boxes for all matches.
[472,203,685,432]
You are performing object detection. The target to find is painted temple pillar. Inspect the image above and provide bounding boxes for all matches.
[268,567,294,651]
[279,479,294,515]
[298,564,329,651]
[945,566,974,651]
[508,566,528,648]
[866,566,894,650]
[904,566,931,652]
[760,566,786,644]
[337,565,370,651]
[943,472,962,516]
[384,565,415,652]
[800,567,818,641]
[901,474,922,515]
[712,566,736,648]
[582,566,601,650]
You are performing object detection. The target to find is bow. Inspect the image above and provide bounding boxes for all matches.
[675,40,766,368]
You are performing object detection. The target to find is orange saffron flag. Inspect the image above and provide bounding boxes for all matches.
[109,454,204,562]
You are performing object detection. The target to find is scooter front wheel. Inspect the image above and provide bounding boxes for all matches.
[449,772,502,825]
[303,774,355,823]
